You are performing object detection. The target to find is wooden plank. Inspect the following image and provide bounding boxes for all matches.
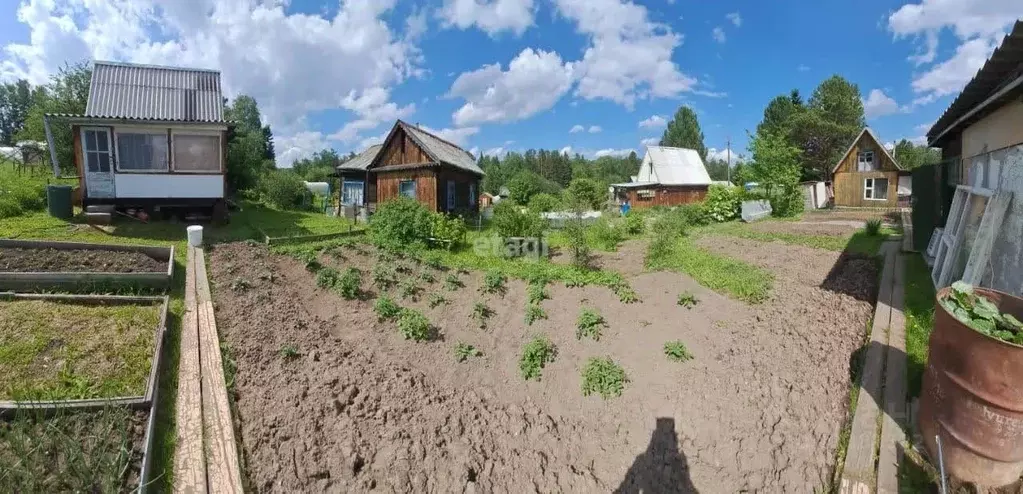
[876,252,908,494]
[194,248,245,494]
[900,210,914,252]
[174,246,206,493]
[841,241,897,491]
[962,190,1012,285]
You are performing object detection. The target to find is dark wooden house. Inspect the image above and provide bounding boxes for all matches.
[336,120,483,214]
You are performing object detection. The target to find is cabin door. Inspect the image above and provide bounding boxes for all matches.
[81,127,115,199]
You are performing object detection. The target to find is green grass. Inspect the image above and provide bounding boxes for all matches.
[0,299,161,400]
[646,235,773,304]
[697,220,898,256]
[233,204,361,239]
[904,253,936,399]
[0,406,146,492]
[0,161,77,219]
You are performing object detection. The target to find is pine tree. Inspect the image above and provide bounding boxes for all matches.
[659,106,707,161]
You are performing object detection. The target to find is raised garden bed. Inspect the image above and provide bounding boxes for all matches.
[0,293,168,493]
[0,239,173,291]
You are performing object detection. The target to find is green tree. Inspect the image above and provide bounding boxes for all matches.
[704,159,730,181]
[746,131,802,190]
[0,80,35,145]
[893,139,941,170]
[224,95,276,193]
[564,177,604,210]
[291,149,339,182]
[809,75,866,129]
[756,91,804,138]
[659,106,707,161]
[16,62,92,174]
[506,170,558,205]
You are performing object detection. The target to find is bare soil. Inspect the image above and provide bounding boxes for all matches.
[749,221,860,237]
[0,247,165,273]
[209,238,877,492]
[802,210,901,224]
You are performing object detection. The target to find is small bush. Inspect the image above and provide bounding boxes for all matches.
[527,282,549,305]
[865,218,883,236]
[279,344,300,360]
[702,184,742,222]
[564,177,605,210]
[576,308,606,341]
[581,357,628,399]
[257,170,310,210]
[677,292,699,309]
[431,213,467,249]
[472,301,493,329]
[370,197,435,251]
[421,251,444,269]
[372,263,397,289]
[428,293,448,308]
[481,271,507,295]
[623,212,645,235]
[652,208,691,237]
[769,185,804,218]
[564,216,591,268]
[444,274,464,291]
[315,267,341,290]
[664,341,693,363]
[524,304,547,326]
[399,279,421,300]
[591,217,626,251]
[337,267,361,299]
[492,201,546,238]
[454,342,483,362]
[419,271,436,283]
[528,192,560,213]
[397,309,432,341]
[374,296,402,320]
[519,335,557,381]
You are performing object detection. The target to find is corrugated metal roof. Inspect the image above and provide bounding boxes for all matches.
[636,146,712,185]
[399,121,484,175]
[928,20,1023,145]
[337,144,382,171]
[85,61,225,122]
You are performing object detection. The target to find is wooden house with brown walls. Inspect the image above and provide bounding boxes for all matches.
[831,128,907,208]
[335,120,483,214]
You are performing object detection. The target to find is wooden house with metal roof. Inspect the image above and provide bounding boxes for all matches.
[335,120,484,214]
[45,61,229,214]
[830,127,907,208]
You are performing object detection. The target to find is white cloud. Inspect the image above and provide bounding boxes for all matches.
[862,89,901,119]
[560,145,573,155]
[594,148,634,158]
[797,64,810,72]
[554,0,697,108]
[0,0,422,166]
[911,37,998,103]
[725,13,742,27]
[712,27,726,43]
[276,131,332,167]
[638,115,667,128]
[422,125,480,148]
[448,47,574,126]
[483,146,507,157]
[570,124,585,133]
[588,125,602,133]
[327,87,415,144]
[357,130,391,150]
[706,147,744,165]
[915,122,934,134]
[640,137,659,148]
[438,0,535,36]
[910,135,929,145]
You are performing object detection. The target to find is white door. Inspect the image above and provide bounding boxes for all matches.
[82,127,115,199]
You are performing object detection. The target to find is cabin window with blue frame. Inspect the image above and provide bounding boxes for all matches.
[399,179,416,199]
[342,180,364,205]
[447,181,456,210]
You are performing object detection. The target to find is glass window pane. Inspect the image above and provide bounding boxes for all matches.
[173,134,220,171]
[97,132,108,152]
[86,152,98,172]
[98,152,110,172]
[875,178,889,200]
[85,131,97,152]
[399,180,416,198]
[117,133,168,171]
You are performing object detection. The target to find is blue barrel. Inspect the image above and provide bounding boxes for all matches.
[46,184,73,220]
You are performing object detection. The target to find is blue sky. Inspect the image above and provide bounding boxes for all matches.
[1,0,1020,165]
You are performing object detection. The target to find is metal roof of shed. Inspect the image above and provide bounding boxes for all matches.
[85,61,226,123]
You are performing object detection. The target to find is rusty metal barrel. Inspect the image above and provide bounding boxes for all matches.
[918,287,1023,487]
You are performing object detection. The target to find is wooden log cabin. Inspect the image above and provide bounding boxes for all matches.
[831,128,910,208]
[335,120,483,214]
[611,146,711,208]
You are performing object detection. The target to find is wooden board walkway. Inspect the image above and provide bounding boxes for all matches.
[173,245,244,494]
[839,241,908,493]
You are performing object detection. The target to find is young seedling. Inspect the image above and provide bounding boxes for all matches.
[576,308,606,341]
[677,292,699,309]
[279,344,300,360]
[373,296,402,320]
[471,301,493,329]
[524,304,547,326]
[581,357,628,399]
[444,274,464,291]
[419,271,436,283]
[519,335,557,381]
[454,342,483,362]
[663,341,694,363]
[480,270,507,295]
[399,279,421,301]
[428,293,448,308]
[397,309,432,341]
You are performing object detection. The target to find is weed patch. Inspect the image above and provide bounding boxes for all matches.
[399,278,421,301]
[454,342,482,362]
[428,293,448,308]
[471,301,493,329]
[646,236,772,304]
[581,357,628,399]
[524,304,547,326]
[576,308,606,341]
[480,270,507,295]
[443,273,464,291]
[677,292,699,309]
[397,309,432,341]
[905,254,936,399]
[373,296,402,321]
[664,341,694,362]
[519,335,556,381]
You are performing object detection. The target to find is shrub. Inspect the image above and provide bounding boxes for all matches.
[677,204,710,226]
[769,185,804,218]
[257,170,309,210]
[702,184,742,222]
[623,212,645,235]
[528,192,560,213]
[664,341,693,363]
[372,264,397,289]
[369,197,434,251]
[0,164,48,219]
[865,218,883,236]
[454,342,483,362]
[419,271,436,283]
[444,274,463,291]
[519,335,557,381]
[337,267,361,299]
[397,309,432,341]
[591,217,627,251]
[480,271,507,295]
[524,304,547,326]
[564,216,591,268]
[576,308,606,341]
[581,357,628,399]
[564,178,605,210]
[526,282,549,305]
[677,292,699,309]
[374,296,402,320]
[492,201,546,238]
[652,208,691,237]
[428,293,447,308]
[431,213,467,249]
[315,267,341,290]
[471,301,493,329]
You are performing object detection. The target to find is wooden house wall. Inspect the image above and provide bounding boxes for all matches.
[833,132,901,207]
[624,185,707,209]
[378,130,431,166]
[376,168,438,211]
[436,167,481,214]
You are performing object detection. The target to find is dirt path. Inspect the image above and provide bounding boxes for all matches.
[209,239,877,492]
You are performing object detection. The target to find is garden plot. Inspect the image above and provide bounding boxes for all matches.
[208,238,879,492]
[0,239,173,291]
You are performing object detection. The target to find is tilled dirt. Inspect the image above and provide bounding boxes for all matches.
[749,221,861,237]
[0,247,165,273]
[209,238,877,492]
